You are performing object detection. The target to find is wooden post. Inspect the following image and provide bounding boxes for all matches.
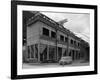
[47,45,49,60]
[26,45,28,59]
[61,47,63,57]
[30,46,31,59]
[34,44,35,58]
[67,35,69,57]
[56,45,58,61]
[74,50,76,60]
[38,43,40,62]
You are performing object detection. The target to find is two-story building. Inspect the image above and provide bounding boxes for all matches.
[23,11,89,63]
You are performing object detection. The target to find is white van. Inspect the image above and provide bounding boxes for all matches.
[59,56,72,65]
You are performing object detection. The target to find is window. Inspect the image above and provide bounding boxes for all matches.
[60,35,64,41]
[43,27,49,36]
[78,43,80,47]
[71,39,73,44]
[74,41,76,45]
[65,37,68,42]
[51,31,56,38]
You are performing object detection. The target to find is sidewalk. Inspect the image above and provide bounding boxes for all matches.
[23,60,89,69]
[72,59,84,63]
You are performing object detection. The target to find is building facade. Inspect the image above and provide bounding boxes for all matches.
[23,11,89,63]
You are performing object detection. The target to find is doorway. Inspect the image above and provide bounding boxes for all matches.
[58,47,62,61]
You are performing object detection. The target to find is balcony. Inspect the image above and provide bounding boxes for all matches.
[40,34,56,42]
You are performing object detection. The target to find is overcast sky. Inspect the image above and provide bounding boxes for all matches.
[41,12,90,43]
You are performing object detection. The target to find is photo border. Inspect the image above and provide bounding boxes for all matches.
[11,1,98,79]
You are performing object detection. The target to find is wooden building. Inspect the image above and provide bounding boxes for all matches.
[23,11,89,63]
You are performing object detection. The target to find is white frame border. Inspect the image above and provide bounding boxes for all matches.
[17,5,94,75]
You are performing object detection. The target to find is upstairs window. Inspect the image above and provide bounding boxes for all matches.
[65,37,68,42]
[51,31,56,38]
[71,39,73,44]
[78,43,80,47]
[74,41,76,45]
[43,27,49,36]
[60,35,64,41]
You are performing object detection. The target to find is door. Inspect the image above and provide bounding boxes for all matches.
[40,46,47,62]
[49,46,55,61]
[58,47,62,61]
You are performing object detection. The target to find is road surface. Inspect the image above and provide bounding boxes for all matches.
[23,60,89,69]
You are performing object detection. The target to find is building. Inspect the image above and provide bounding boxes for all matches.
[23,11,89,63]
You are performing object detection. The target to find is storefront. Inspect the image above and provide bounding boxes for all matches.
[69,49,80,60]
[39,44,57,62]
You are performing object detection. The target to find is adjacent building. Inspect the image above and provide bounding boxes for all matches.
[23,11,89,63]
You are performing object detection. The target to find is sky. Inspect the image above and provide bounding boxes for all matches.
[41,12,90,43]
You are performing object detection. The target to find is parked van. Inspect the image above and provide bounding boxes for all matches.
[59,56,72,65]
